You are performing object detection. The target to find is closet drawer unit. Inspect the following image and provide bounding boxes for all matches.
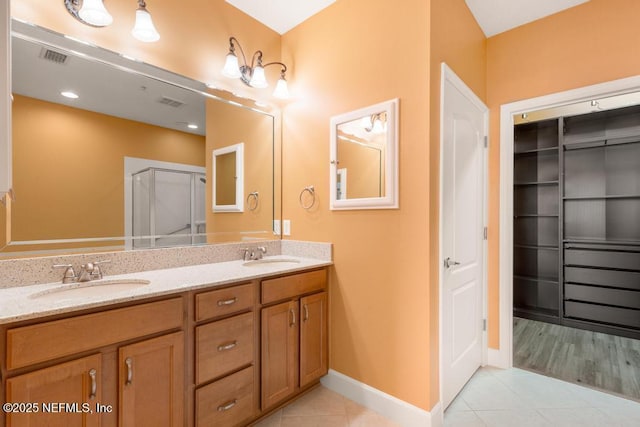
[195,365,255,427]
[565,267,640,291]
[565,284,640,310]
[7,298,183,370]
[565,301,640,329]
[262,269,327,304]
[564,249,640,271]
[195,283,254,322]
[196,312,254,384]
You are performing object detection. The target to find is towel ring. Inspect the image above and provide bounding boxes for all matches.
[299,185,316,210]
[246,191,259,211]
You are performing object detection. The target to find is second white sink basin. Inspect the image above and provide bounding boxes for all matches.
[30,279,151,301]
[242,258,301,267]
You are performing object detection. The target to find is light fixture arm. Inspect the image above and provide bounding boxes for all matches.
[64,0,107,27]
[229,37,248,70]
[263,61,288,77]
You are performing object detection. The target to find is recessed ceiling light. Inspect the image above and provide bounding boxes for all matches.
[187,124,198,129]
[61,91,79,99]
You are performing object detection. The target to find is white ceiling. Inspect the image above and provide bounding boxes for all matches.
[225,0,337,35]
[465,0,590,37]
[226,0,590,37]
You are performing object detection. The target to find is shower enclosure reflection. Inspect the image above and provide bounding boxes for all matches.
[131,167,206,249]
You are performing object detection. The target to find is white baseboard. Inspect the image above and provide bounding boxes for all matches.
[321,369,441,427]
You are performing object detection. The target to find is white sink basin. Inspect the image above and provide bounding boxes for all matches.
[30,279,151,300]
[242,258,301,267]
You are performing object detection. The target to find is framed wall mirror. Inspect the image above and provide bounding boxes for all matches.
[212,143,244,212]
[0,19,279,257]
[329,98,399,210]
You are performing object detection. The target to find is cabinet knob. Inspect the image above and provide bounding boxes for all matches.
[217,341,238,352]
[217,297,238,307]
[289,308,296,327]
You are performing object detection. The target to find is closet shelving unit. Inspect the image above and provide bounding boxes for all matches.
[514,105,640,339]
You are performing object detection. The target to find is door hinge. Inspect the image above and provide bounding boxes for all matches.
[483,226,488,240]
[483,135,488,148]
[482,319,487,331]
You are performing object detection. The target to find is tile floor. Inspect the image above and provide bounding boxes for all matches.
[445,366,640,426]
[253,385,399,427]
[254,366,640,426]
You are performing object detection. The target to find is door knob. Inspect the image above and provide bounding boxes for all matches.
[444,257,461,269]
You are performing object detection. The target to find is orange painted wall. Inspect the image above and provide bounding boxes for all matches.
[281,0,484,410]
[10,95,204,243]
[485,0,640,347]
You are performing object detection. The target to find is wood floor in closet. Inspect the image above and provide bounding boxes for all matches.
[513,317,640,401]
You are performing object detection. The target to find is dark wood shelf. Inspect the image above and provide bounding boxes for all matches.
[514,214,559,218]
[514,244,559,251]
[514,146,558,155]
[563,135,640,151]
[514,275,559,285]
[514,180,559,186]
[563,195,640,200]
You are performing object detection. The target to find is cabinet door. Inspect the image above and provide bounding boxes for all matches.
[300,292,328,388]
[119,332,184,427]
[261,300,298,410]
[5,354,102,427]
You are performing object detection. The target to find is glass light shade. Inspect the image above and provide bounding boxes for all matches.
[249,65,268,88]
[372,118,385,134]
[131,9,160,43]
[222,53,242,79]
[272,77,289,99]
[78,0,113,26]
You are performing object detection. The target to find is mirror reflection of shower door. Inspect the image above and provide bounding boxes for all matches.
[132,167,206,249]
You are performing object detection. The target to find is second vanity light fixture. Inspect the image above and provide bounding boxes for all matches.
[221,37,290,99]
[64,0,160,42]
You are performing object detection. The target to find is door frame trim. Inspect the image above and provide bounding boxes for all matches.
[438,62,489,410]
[496,74,640,368]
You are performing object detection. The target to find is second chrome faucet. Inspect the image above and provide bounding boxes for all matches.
[242,246,267,261]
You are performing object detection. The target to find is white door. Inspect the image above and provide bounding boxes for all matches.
[441,64,487,408]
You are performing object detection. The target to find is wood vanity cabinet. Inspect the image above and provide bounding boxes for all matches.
[2,297,185,427]
[193,282,257,427]
[260,269,328,410]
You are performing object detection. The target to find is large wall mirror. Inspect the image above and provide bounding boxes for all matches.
[1,20,279,257]
[329,98,399,210]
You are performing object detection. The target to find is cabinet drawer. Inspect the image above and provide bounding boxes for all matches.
[565,267,640,291]
[7,298,183,370]
[196,312,254,384]
[195,283,254,322]
[196,366,254,427]
[262,269,327,304]
[565,301,640,329]
[565,249,640,271]
[565,284,640,310]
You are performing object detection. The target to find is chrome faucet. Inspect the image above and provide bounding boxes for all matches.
[242,246,267,261]
[53,260,111,283]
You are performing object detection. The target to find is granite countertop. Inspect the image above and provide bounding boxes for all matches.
[0,255,331,325]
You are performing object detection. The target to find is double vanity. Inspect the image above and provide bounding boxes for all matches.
[0,243,331,427]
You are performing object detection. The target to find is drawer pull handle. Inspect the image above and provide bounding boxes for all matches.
[217,341,238,352]
[289,308,296,327]
[89,368,97,399]
[217,297,238,306]
[217,399,237,412]
[125,357,133,386]
[303,304,309,322]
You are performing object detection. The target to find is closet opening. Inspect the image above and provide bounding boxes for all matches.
[511,92,640,400]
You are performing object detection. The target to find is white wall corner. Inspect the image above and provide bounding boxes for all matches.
[321,369,440,427]
[488,348,510,369]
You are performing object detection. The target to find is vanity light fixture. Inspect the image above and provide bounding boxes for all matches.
[221,37,290,99]
[64,0,160,43]
[362,112,387,134]
[131,0,160,43]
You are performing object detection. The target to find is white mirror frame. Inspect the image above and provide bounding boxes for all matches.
[329,98,399,210]
[0,2,11,198]
[212,142,244,212]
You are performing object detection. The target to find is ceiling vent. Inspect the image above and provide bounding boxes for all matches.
[39,48,69,65]
[157,96,185,108]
